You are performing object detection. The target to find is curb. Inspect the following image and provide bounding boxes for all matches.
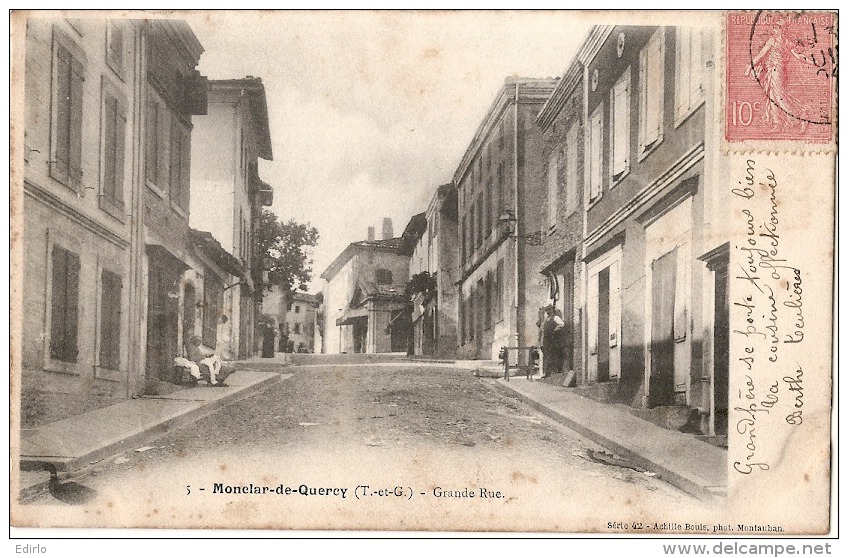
[20,373,282,478]
[491,380,724,502]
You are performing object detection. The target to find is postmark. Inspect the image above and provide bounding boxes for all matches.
[726,11,835,142]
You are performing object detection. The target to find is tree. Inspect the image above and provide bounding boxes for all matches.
[255,209,319,296]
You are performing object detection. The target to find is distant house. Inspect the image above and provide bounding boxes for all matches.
[399,184,459,358]
[261,289,319,353]
[321,219,410,354]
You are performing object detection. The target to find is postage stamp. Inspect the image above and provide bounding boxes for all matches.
[726,11,835,142]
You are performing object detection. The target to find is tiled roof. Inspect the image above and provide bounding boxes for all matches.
[189,228,243,277]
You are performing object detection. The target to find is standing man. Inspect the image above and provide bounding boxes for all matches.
[541,305,565,379]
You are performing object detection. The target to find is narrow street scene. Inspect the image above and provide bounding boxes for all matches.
[12,9,835,537]
[20,354,702,530]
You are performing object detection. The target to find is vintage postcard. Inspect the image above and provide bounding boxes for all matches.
[9,9,836,535]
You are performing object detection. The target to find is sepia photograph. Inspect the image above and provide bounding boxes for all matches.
[8,9,836,537]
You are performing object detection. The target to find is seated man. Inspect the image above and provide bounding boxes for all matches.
[176,335,236,387]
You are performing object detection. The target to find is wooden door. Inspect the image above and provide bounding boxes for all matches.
[649,249,677,407]
[713,264,729,435]
[597,267,610,382]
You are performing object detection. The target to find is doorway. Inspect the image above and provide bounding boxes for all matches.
[649,248,677,407]
[713,263,729,435]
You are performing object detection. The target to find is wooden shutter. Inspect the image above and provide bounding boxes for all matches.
[565,124,579,215]
[100,270,123,370]
[589,108,603,200]
[676,28,692,116]
[547,150,558,227]
[54,45,72,178]
[170,121,183,204]
[145,94,158,185]
[157,103,169,189]
[612,75,629,177]
[68,58,85,185]
[50,246,68,360]
[103,94,117,202]
[180,128,191,210]
[643,31,664,147]
[114,99,126,208]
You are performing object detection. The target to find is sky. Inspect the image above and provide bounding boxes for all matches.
[188,11,590,294]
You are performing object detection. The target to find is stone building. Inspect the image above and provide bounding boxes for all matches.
[574,25,727,437]
[535,59,585,381]
[321,220,410,354]
[20,18,206,425]
[398,184,459,358]
[189,77,274,360]
[455,77,558,360]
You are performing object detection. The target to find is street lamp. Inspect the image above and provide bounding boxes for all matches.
[498,209,517,238]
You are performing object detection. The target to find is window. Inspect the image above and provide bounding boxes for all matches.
[459,293,465,345]
[467,289,475,341]
[484,270,493,330]
[564,123,580,216]
[611,69,631,182]
[100,84,126,218]
[293,323,301,334]
[485,181,492,237]
[547,150,560,228]
[50,33,85,190]
[295,305,301,314]
[99,269,122,370]
[497,163,504,216]
[476,278,485,336]
[588,105,603,202]
[476,193,483,248]
[496,259,504,322]
[639,29,665,156]
[49,245,80,362]
[145,90,169,193]
[468,203,475,255]
[675,27,706,123]
[106,20,125,78]
[461,220,466,264]
[169,120,190,212]
[499,120,505,150]
[375,268,392,284]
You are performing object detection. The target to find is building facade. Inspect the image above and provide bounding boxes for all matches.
[536,59,586,381]
[189,77,274,360]
[399,184,459,358]
[575,25,727,437]
[455,77,557,361]
[261,288,319,353]
[21,18,206,426]
[321,221,410,354]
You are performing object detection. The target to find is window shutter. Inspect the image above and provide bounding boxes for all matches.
[64,250,81,362]
[68,58,85,185]
[180,128,191,211]
[565,125,579,215]
[114,100,126,208]
[612,78,629,177]
[589,109,603,199]
[547,151,558,227]
[690,29,704,103]
[103,94,117,202]
[646,33,664,145]
[608,261,621,350]
[54,46,72,177]
[145,96,157,185]
[157,104,169,190]
[676,28,692,115]
[50,246,68,360]
[587,271,599,356]
[170,121,182,203]
[674,247,688,341]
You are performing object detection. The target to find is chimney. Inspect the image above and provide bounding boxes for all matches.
[367,226,375,241]
[382,218,393,240]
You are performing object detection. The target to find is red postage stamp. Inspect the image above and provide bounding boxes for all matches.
[726,11,835,142]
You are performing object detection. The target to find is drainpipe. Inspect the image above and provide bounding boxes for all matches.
[512,81,521,350]
[126,22,147,398]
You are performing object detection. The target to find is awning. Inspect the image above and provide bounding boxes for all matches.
[146,244,190,273]
[335,306,369,326]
